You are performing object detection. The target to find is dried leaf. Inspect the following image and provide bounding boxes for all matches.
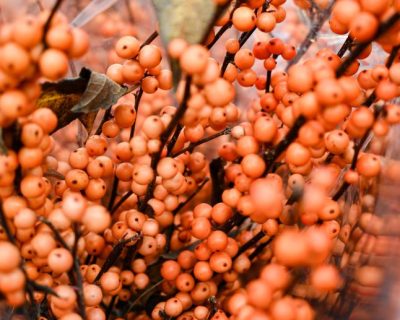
[37,68,91,131]
[0,128,7,155]
[72,70,129,113]
[152,0,217,45]
[37,68,128,132]
[152,0,220,88]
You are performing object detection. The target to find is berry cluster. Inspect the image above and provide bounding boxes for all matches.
[0,0,400,319]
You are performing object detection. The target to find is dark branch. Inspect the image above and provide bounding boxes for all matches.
[336,12,400,77]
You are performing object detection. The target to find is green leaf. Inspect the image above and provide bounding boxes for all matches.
[152,0,217,45]
[0,128,7,155]
[37,68,128,132]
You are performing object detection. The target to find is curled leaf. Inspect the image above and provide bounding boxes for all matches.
[37,68,128,132]
[71,70,129,114]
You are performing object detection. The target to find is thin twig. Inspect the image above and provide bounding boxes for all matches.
[202,0,238,45]
[94,108,112,136]
[172,127,231,157]
[264,115,306,173]
[207,22,233,50]
[172,178,210,214]
[36,0,44,11]
[361,43,400,106]
[111,190,133,214]
[249,237,274,260]
[72,225,86,319]
[39,217,85,318]
[106,295,118,319]
[234,231,265,259]
[140,31,159,49]
[94,234,141,283]
[209,157,225,205]
[386,44,400,67]
[286,1,334,70]
[332,104,384,200]
[207,0,247,50]
[221,1,271,76]
[0,206,16,245]
[38,217,69,249]
[166,124,183,156]
[130,86,143,139]
[108,176,120,211]
[122,279,164,315]
[42,0,65,48]
[265,54,278,93]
